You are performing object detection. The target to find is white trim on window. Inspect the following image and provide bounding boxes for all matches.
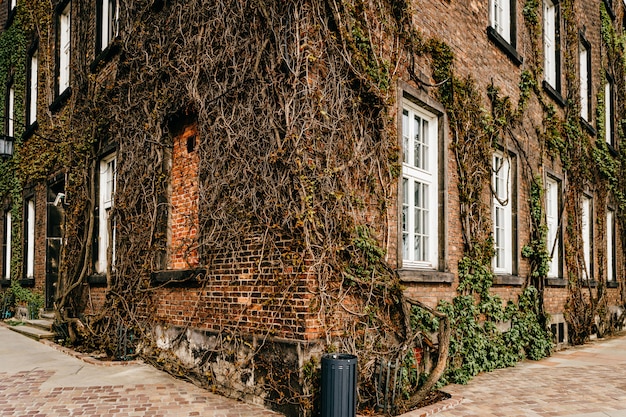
[545,177,560,278]
[7,86,14,137]
[99,0,119,51]
[605,80,614,146]
[579,42,590,120]
[28,49,38,126]
[58,3,71,93]
[4,211,11,280]
[491,0,512,43]
[544,0,557,87]
[493,152,513,274]
[581,195,592,280]
[607,208,615,282]
[401,101,439,270]
[97,154,116,274]
[26,199,35,278]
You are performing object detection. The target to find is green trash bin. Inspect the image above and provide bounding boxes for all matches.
[321,353,357,417]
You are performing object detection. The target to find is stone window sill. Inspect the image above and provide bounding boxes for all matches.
[398,269,454,284]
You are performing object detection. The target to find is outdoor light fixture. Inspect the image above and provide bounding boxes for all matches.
[0,135,14,158]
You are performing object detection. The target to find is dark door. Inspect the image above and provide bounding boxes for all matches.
[46,181,65,309]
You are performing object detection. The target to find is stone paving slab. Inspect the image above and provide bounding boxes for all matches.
[0,324,282,416]
[425,332,626,417]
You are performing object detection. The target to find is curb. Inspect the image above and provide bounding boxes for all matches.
[396,395,463,417]
[39,339,143,367]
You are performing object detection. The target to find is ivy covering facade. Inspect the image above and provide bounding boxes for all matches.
[0,1,625,416]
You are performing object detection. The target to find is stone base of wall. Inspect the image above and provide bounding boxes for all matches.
[152,324,323,417]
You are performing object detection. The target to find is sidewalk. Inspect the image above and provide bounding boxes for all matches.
[0,324,281,416]
[408,332,626,417]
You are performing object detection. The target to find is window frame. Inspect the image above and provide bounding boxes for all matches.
[488,0,523,65]
[5,80,14,138]
[400,100,439,270]
[96,0,120,54]
[96,152,116,274]
[604,74,615,148]
[3,210,11,280]
[579,35,592,122]
[581,194,593,281]
[545,176,562,279]
[26,42,38,128]
[543,0,561,92]
[55,1,71,98]
[24,198,35,279]
[492,151,516,275]
[606,207,616,283]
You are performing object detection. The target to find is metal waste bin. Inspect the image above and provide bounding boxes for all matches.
[321,353,357,417]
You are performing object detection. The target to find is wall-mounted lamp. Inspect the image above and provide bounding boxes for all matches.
[0,135,14,158]
[53,192,66,207]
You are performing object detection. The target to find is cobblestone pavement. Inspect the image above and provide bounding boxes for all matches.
[0,325,281,416]
[408,332,626,417]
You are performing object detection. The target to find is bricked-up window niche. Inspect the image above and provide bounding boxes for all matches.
[24,198,35,278]
[26,44,38,128]
[543,0,562,97]
[579,36,592,122]
[96,153,116,274]
[492,151,516,275]
[55,1,71,97]
[400,100,439,270]
[604,74,615,147]
[545,176,561,278]
[607,208,616,282]
[3,210,11,280]
[96,0,119,54]
[581,194,593,281]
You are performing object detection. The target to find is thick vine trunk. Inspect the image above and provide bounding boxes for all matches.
[399,297,451,412]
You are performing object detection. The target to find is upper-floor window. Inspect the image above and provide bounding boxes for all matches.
[544,0,561,92]
[607,208,616,282]
[97,153,116,274]
[401,101,439,270]
[97,0,119,53]
[26,46,38,127]
[491,0,514,44]
[493,152,516,274]
[545,176,561,278]
[5,0,17,28]
[5,83,14,138]
[579,37,592,121]
[581,194,593,280]
[57,2,71,96]
[604,76,615,147]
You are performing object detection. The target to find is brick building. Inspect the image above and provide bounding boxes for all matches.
[0,0,625,415]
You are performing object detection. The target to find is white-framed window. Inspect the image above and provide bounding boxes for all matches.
[579,38,591,121]
[58,2,71,94]
[25,199,35,278]
[604,78,614,146]
[97,0,119,52]
[581,195,592,280]
[9,0,16,10]
[97,153,116,274]
[3,210,11,280]
[545,177,560,278]
[544,0,559,89]
[6,85,14,137]
[401,101,438,269]
[607,208,616,282]
[493,152,513,274]
[491,0,513,44]
[27,47,38,126]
